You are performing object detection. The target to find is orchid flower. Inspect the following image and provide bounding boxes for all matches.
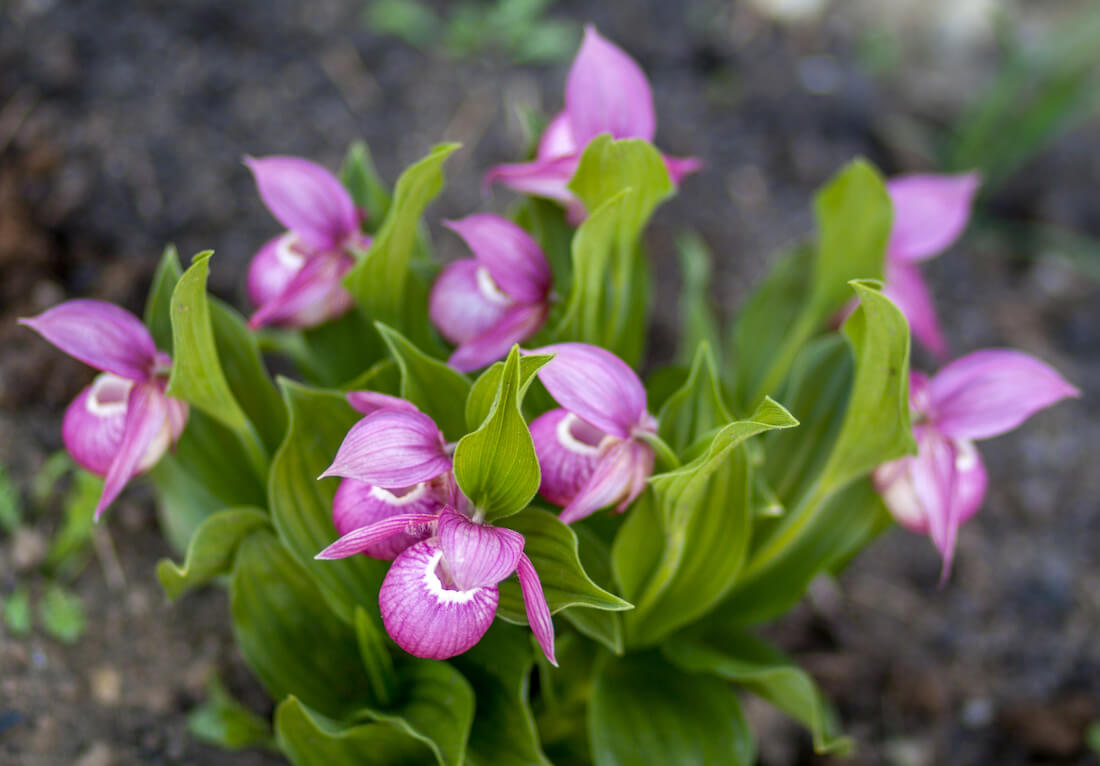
[485,26,700,222]
[527,343,657,524]
[881,172,981,357]
[873,350,1077,580]
[317,398,556,664]
[245,156,371,330]
[19,300,188,519]
[429,214,553,372]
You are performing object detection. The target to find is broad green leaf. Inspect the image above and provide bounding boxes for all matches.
[355,607,398,709]
[657,343,732,456]
[454,347,542,520]
[166,252,268,478]
[269,381,388,623]
[451,623,551,766]
[343,357,402,395]
[276,696,430,766]
[341,140,393,224]
[561,526,625,654]
[497,508,631,623]
[230,531,373,718]
[676,233,723,367]
[39,585,86,644]
[300,308,387,389]
[513,197,573,300]
[589,651,755,766]
[376,322,471,441]
[144,243,183,352]
[344,143,459,345]
[465,353,554,431]
[644,364,690,412]
[156,507,270,601]
[729,159,891,413]
[188,674,275,752]
[663,628,853,756]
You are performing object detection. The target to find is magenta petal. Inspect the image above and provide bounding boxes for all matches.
[483,155,580,205]
[516,554,557,666]
[346,391,419,416]
[247,251,354,330]
[245,156,358,251]
[928,350,1079,441]
[321,410,451,488]
[96,382,169,520]
[663,154,702,186]
[530,409,607,507]
[953,439,988,527]
[537,111,577,160]
[380,539,499,660]
[20,299,157,382]
[437,507,524,590]
[909,370,932,415]
[530,343,647,439]
[559,441,637,524]
[443,215,551,303]
[887,172,980,263]
[62,376,131,477]
[449,303,548,373]
[247,233,304,309]
[332,479,440,560]
[883,262,949,359]
[428,259,510,347]
[317,510,440,560]
[565,26,655,146]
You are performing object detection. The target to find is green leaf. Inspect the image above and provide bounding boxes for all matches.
[300,308,387,388]
[144,243,183,353]
[156,507,270,601]
[729,159,891,413]
[657,342,732,456]
[2,585,31,636]
[39,585,86,644]
[269,381,388,623]
[676,233,723,367]
[513,197,573,301]
[663,628,853,756]
[454,347,542,520]
[344,143,459,345]
[568,136,674,240]
[560,526,625,654]
[465,352,554,431]
[230,531,373,718]
[188,674,275,752]
[589,651,755,766]
[42,467,99,577]
[166,252,268,479]
[343,357,402,395]
[354,607,398,709]
[276,696,430,766]
[376,323,471,442]
[341,140,393,225]
[497,508,631,623]
[451,623,551,766]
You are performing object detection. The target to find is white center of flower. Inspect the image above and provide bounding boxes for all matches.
[556,412,612,456]
[954,439,978,471]
[86,373,133,418]
[275,233,306,270]
[370,483,429,506]
[475,266,512,306]
[422,548,481,604]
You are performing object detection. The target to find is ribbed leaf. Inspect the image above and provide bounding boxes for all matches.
[156,507,269,601]
[276,697,430,766]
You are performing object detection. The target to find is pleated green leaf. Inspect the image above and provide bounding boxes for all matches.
[657,342,732,456]
[465,352,554,431]
[156,507,270,601]
[276,697,430,766]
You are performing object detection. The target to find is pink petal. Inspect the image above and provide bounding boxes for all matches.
[380,539,499,660]
[332,479,441,560]
[62,376,131,477]
[19,299,157,382]
[246,233,305,309]
[448,302,548,373]
[529,343,648,439]
[559,439,652,524]
[321,410,451,488]
[908,426,958,579]
[96,382,169,520]
[530,409,608,507]
[346,391,419,416]
[437,507,524,590]
[882,262,949,359]
[245,156,358,251]
[953,439,988,528]
[537,111,577,160]
[663,154,702,185]
[317,510,440,560]
[910,370,932,415]
[483,154,580,206]
[428,259,510,347]
[443,215,551,303]
[516,554,557,666]
[247,251,355,330]
[887,172,980,263]
[928,350,1079,441]
[565,26,655,146]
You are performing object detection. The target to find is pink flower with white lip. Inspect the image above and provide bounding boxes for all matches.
[429,214,553,372]
[485,26,701,223]
[527,343,657,524]
[881,172,981,358]
[317,400,556,664]
[873,349,1078,580]
[244,156,372,330]
[19,300,189,519]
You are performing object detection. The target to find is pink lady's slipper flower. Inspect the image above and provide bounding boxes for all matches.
[20,300,188,519]
[245,156,371,330]
[317,398,556,664]
[485,26,700,222]
[527,343,657,524]
[873,350,1077,580]
[429,214,553,372]
[881,172,981,357]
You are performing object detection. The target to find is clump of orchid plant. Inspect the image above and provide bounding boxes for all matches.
[19,25,1077,766]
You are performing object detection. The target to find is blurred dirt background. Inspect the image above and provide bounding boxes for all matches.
[1,0,1098,764]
